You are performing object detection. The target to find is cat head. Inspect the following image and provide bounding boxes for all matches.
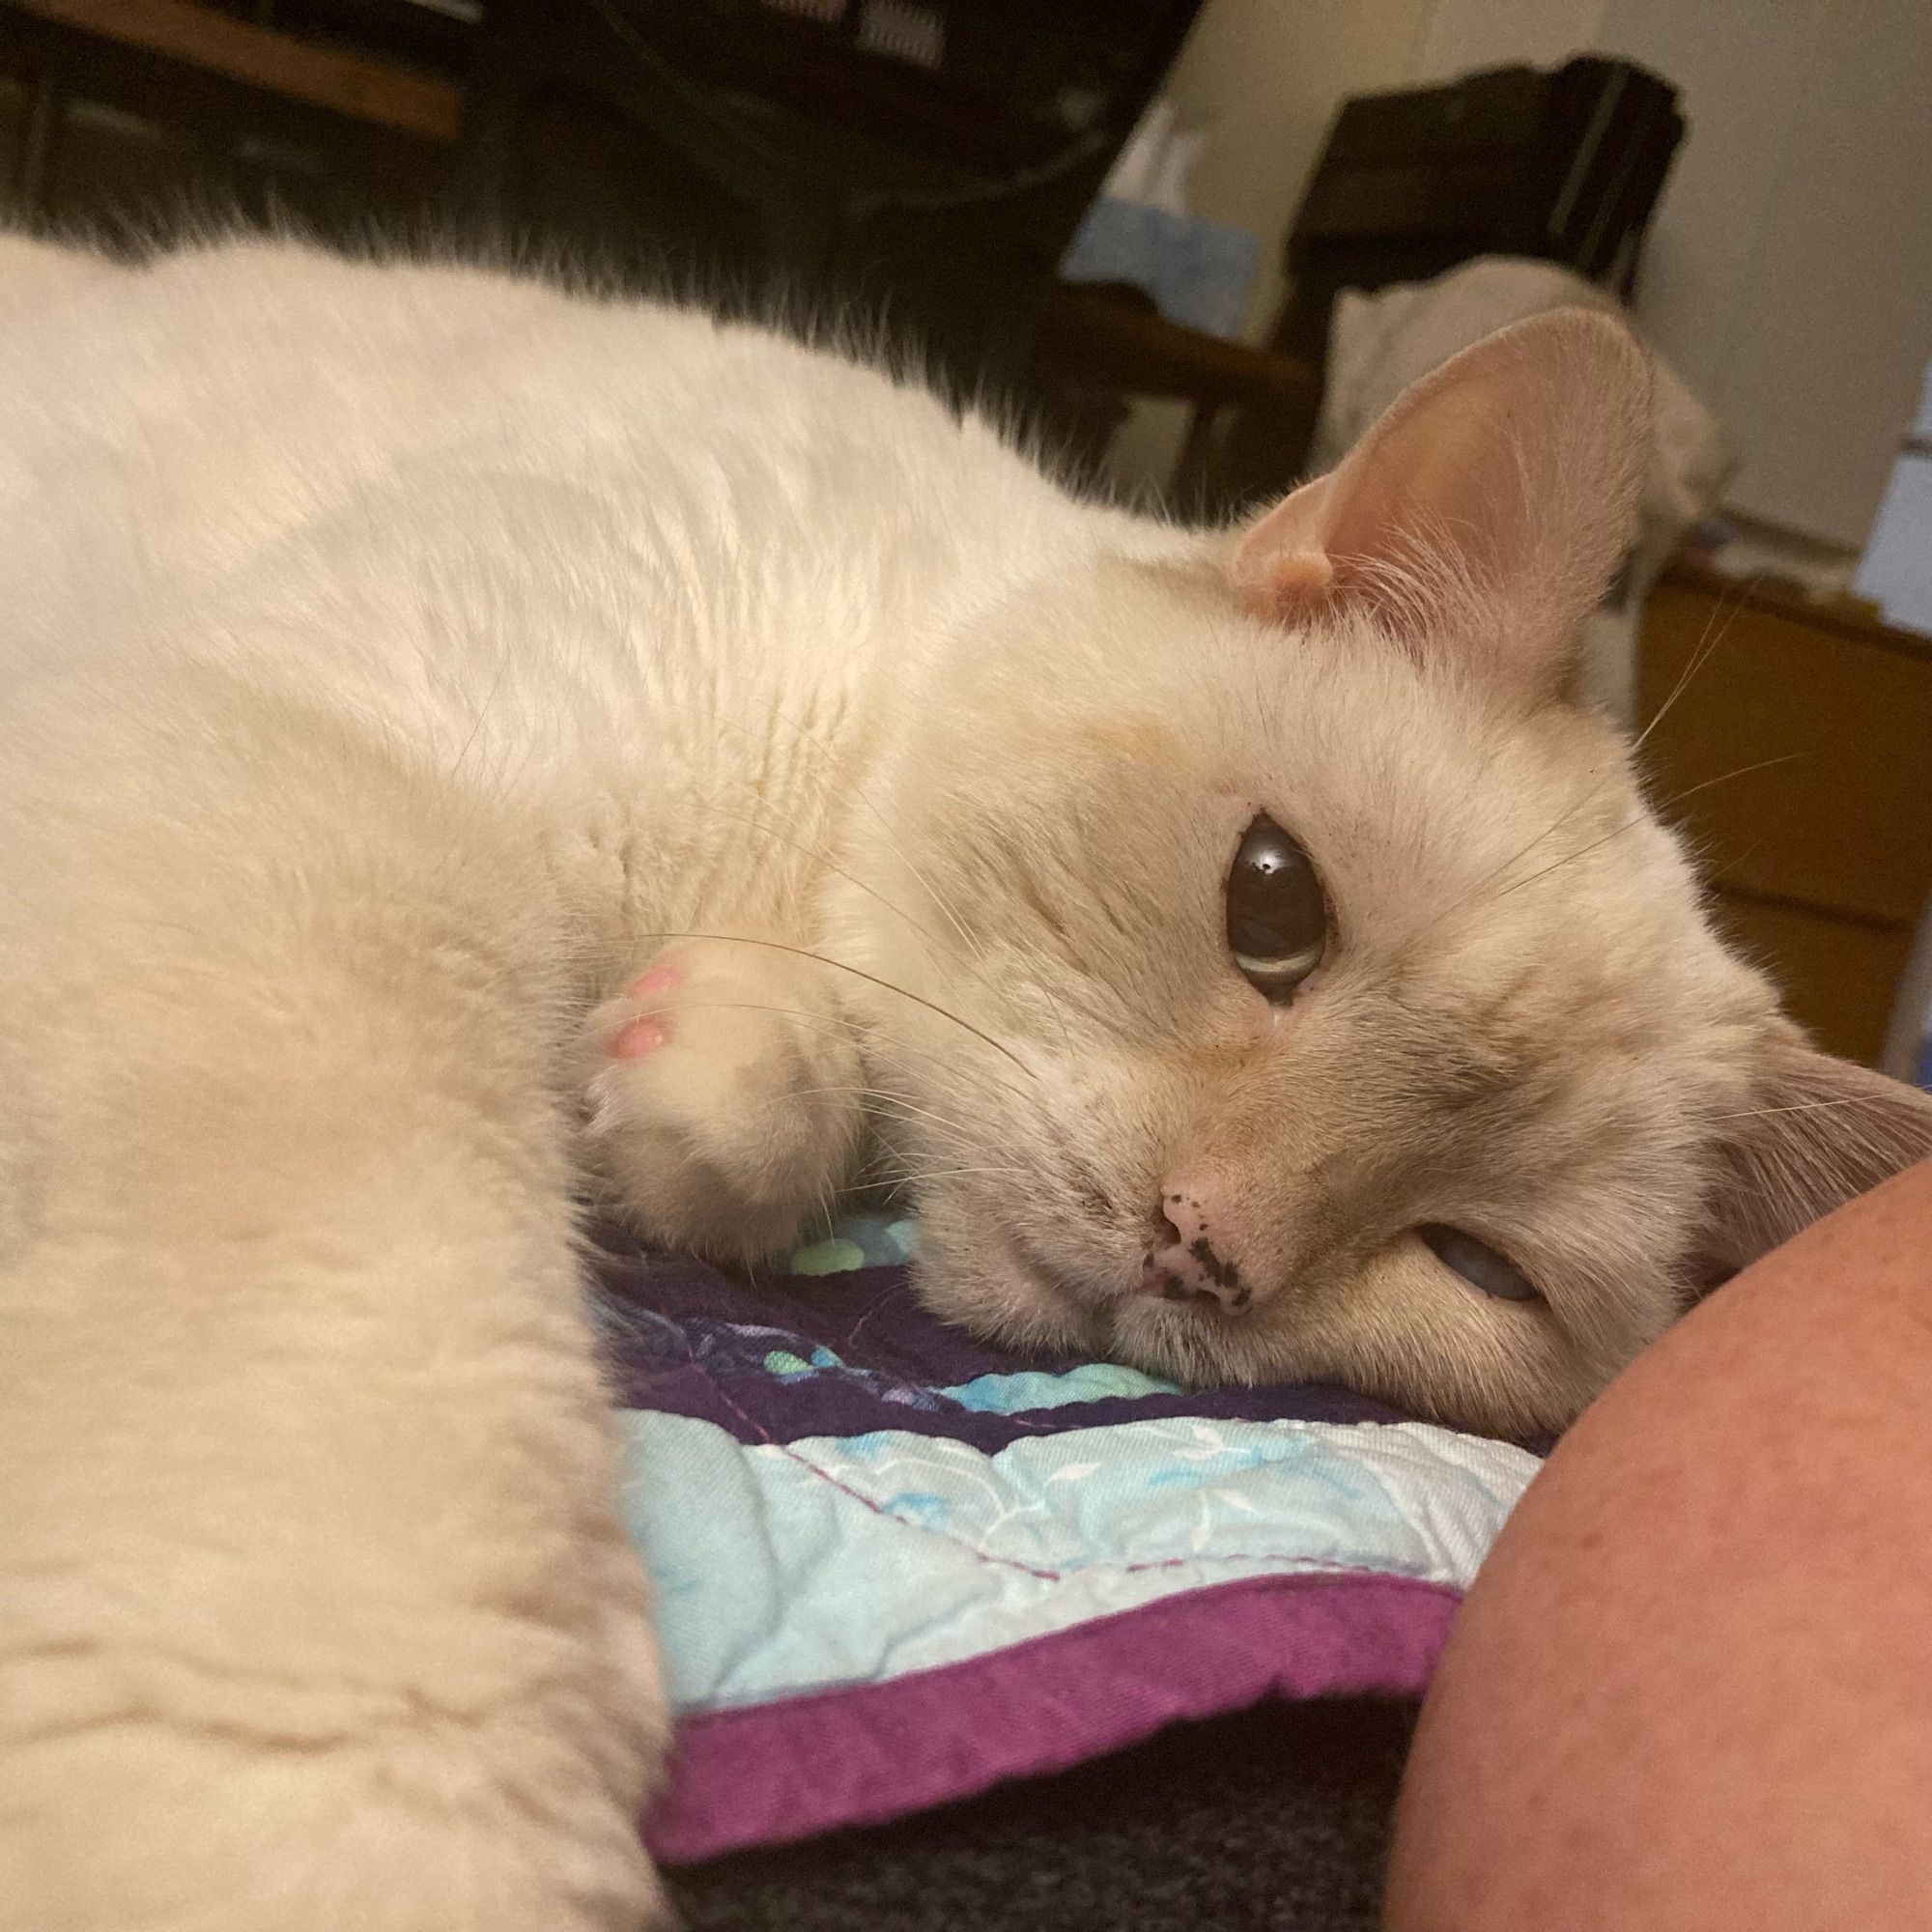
[841,310,1932,1435]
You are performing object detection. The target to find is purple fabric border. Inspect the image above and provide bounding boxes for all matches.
[643,1569,1461,1864]
[590,1247,1405,1446]
[616,1364,1402,1449]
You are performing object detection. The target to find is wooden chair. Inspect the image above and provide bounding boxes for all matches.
[1032,56,1682,515]
[450,0,1205,398]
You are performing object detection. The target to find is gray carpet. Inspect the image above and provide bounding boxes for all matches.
[667,1698,1415,1931]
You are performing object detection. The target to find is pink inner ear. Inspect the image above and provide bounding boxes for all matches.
[1225,308,1650,697]
[1232,477,1337,621]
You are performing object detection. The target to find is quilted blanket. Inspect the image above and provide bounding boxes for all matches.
[592,1217,1540,1863]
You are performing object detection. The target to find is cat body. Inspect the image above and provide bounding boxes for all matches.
[2,238,1926,1930]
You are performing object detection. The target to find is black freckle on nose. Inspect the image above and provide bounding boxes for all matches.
[1187,1237,1243,1294]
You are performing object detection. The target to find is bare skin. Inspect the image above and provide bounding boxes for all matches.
[1385,1156,1932,1932]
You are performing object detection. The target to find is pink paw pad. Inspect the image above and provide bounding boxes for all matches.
[611,1017,669,1060]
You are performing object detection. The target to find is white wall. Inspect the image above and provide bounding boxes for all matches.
[1408,0,1608,78]
[1160,0,1932,549]
[1158,0,1435,341]
[1594,0,1932,547]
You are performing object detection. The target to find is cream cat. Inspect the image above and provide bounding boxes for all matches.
[2,237,1927,1931]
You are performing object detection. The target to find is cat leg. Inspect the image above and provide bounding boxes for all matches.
[580,936,867,1264]
[0,673,668,1932]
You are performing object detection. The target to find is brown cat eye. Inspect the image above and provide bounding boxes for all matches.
[1420,1225,1542,1303]
[1225,813,1327,1002]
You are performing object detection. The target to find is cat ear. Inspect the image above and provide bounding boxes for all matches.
[1229,308,1651,699]
[1699,1033,1932,1273]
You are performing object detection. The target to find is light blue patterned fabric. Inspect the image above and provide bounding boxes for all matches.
[939,1363,1182,1411]
[620,1410,1537,1715]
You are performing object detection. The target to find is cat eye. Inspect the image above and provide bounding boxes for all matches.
[1419,1225,1542,1303]
[1225,813,1327,1001]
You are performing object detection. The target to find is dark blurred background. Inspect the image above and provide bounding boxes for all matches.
[0,0,1692,512]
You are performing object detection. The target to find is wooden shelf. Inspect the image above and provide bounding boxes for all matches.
[14,0,463,140]
[1639,566,1932,1064]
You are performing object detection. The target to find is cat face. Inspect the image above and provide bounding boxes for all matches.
[854,567,1751,1434]
[841,312,1932,1435]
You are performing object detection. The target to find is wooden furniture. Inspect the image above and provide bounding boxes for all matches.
[8,0,460,140]
[453,0,1204,398]
[1016,57,1685,512]
[2,14,1681,514]
[1027,279,1321,504]
[1637,562,1932,1065]
[3,0,1208,418]
[0,0,464,240]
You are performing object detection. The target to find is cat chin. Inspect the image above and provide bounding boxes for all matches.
[912,1190,1606,1434]
[1100,1292,1328,1395]
[1113,1295,1590,1436]
[907,1207,1112,1359]
[912,1203,1287,1394]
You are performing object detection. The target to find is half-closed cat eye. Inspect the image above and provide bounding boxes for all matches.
[1225,812,1327,1002]
[1419,1225,1542,1303]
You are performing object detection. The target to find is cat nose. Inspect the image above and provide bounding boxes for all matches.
[1142,1185,1253,1312]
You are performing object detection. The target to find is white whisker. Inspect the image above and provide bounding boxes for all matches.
[637,928,1038,1078]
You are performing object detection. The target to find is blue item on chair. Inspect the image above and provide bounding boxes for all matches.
[1059,198,1260,341]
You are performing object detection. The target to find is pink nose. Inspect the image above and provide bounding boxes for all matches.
[1142,1187,1252,1312]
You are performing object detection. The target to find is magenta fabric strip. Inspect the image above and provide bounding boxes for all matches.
[644,1569,1462,1864]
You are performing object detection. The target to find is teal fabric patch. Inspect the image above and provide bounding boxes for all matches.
[940,1363,1183,1413]
[788,1214,918,1275]
[789,1238,867,1278]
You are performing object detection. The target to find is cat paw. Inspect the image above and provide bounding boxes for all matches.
[580,937,865,1264]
